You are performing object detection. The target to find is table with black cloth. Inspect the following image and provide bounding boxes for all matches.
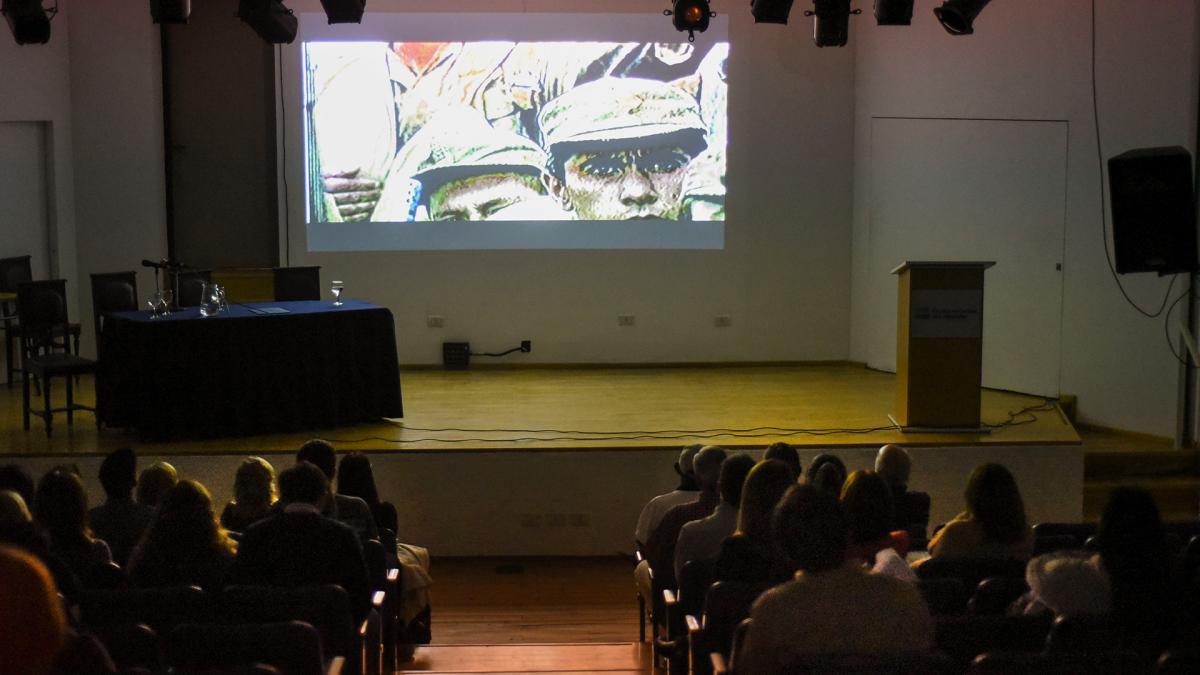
[97,300,403,439]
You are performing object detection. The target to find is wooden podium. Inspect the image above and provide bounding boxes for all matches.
[890,261,995,432]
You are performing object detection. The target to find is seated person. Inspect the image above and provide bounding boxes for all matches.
[841,470,910,564]
[808,453,847,497]
[875,445,931,542]
[136,461,178,508]
[740,485,933,673]
[762,442,802,482]
[33,469,112,583]
[221,457,278,534]
[928,463,1033,561]
[714,459,795,585]
[635,445,703,551]
[127,480,236,593]
[231,462,371,624]
[674,454,755,582]
[643,446,726,590]
[296,440,378,543]
[87,448,154,568]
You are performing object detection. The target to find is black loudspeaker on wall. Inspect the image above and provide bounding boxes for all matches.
[1108,146,1197,275]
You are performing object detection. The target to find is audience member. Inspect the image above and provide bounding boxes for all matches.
[220,456,278,533]
[840,470,909,565]
[0,463,36,505]
[740,485,933,672]
[231,462,371,623]
[0,545,69,675]
[714,459,795,584]
[0,490,82,602]
[297,439,378,542]
[644,445,726,589]
[1096,487,1182,657]
[1011,550,1110,618]
[338,452,399,535]
[674,453,755,581]
[928,463,1033,560]
[136,461,178,508]
[88,448,154,567]
[635,444,702,549]
[811,455,847,497]
[875,444,931,542]
[33,469,112,582]
[127,480,236,592]
[762,442,802,482]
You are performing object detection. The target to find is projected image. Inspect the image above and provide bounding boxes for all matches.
[304,41,728,229]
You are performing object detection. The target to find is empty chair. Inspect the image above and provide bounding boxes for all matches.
[969,576,1030,615]
[273,266,321,302]
[90,271,138,343]
[168,621,330,675]
[934,614,1052,668]
[2,256,81,387]
[916,556,1027,593]
[1045,614,1121,653]
[696,580,773,670]
[917,577,970,615]
[1032,522,1096,547]
[968,650,1144,674]
[17,280,97,434]
[173,270,213,308]
[220,585,358,672]
[79,586,215,633]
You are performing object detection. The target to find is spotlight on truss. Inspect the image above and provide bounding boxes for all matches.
[804,0,861,48]
[751,0,795,24]
[665,0,714,43]
[2,0,52,45]
[320,0,365,25]
[934,0,992,36]
[873,0,913,25]
[238,0,298,44]
[150,0,190,24]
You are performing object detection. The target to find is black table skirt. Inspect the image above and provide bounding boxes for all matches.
[97,301,403,440]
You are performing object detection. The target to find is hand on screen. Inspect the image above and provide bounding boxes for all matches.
[321,169,382,222]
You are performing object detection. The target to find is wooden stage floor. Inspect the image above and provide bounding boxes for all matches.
[0,364,1078,458]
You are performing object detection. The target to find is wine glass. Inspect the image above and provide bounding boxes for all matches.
[331,280,344,306]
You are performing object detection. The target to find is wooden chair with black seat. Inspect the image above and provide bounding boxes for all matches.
[16,280,97,434]
[274,266,322,302]
[90,271,139,345]
[173,269,213,308]
[2,255,82,387]
[168,620,343,675]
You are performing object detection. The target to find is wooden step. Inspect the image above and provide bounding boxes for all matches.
[398,642,651,673]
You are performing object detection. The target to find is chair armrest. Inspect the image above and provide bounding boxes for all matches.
[387,568,399,583]
[360,617,370,637]
[663,589,677,606]
[710,652,728,675]
[372,590,385,609]
[686,614,701,632]
[326,656,345,675]
[636,548,644,563]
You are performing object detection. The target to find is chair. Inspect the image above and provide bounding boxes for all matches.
[16,280,96,434]
[969,576,1030,615]
[1032,522,1096,547]
[168,621,337,675]
[690,580,773,675]
[220,585,360,675]
[1045,614,1121,653]
[79,586,215,633]
[274,266,322,301]
[917,577,970,615]
[2,255,81,387]
[968,650,1144,674]
[90,271,139,344]
[1158,648,1199,674]
[768,652,957,674]
[659,559,715,675]
[934,614,1053,668]
[1033,534,1080,556]
[92,623,165,674]
[916,556,1028,593]
[173,269,213,308]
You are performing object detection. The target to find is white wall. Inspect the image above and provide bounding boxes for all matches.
[281,0,857,366]
[850,0,1199,435]
[0,2,78,316]
[67,1,168,357]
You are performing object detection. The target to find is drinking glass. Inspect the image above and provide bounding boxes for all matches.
[331,280,344,306]
[199,283,221,317]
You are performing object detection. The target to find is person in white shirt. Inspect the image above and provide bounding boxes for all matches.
[674,454,755,582]
[635,445,702,549]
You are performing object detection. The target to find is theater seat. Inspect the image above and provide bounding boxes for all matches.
[168,621,334,675]
[967,649,1143,674]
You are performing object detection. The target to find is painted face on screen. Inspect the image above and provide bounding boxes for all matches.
[548,146,694,220]
[427,173,545,221]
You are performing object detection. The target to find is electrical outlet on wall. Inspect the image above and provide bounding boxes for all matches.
[714,315,732,328]
[617,314,636,327]
[426,315,444,328]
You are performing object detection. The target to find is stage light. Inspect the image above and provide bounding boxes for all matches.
[320,0,365,25]
[751,0,795,24]
[238,0,297,44]
[2,0,52,45]
[933,0,991,36]
[149,0,190,24]
[874,0,913,25]
[665,0,714,43]
[804,0,861,48]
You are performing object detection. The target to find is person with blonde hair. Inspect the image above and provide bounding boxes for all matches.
[33,469,111,581]
[928,463,1033,561]
[128,480,236,592]
[0,545,68,675]
[714,459,794,584]
[136,461,178,508]
[221,457,278,533]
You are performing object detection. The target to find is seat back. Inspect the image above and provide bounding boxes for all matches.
[16,279,71,355]
[678,559,716,617]
[0,254,32,293]
[1158,648,1200,675]
[1033,534,1080,556]
[969,576,1030,615]
[79,586,215,633]
[90,271,138,340]
[273,266,321,302]
[173,270,213,308]
[968,650,1143,675]
[775,652,957,675]
[220,585,355,659]
[1045,614,1121,653]
[363,538,386,590]
[168,621,325,675]
[916,556,1027,592]
[934,614,1053,666]
[701,581,772,660]
[917,577,969,615]
[92,623,164,674]
[1032,522,1096,547]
